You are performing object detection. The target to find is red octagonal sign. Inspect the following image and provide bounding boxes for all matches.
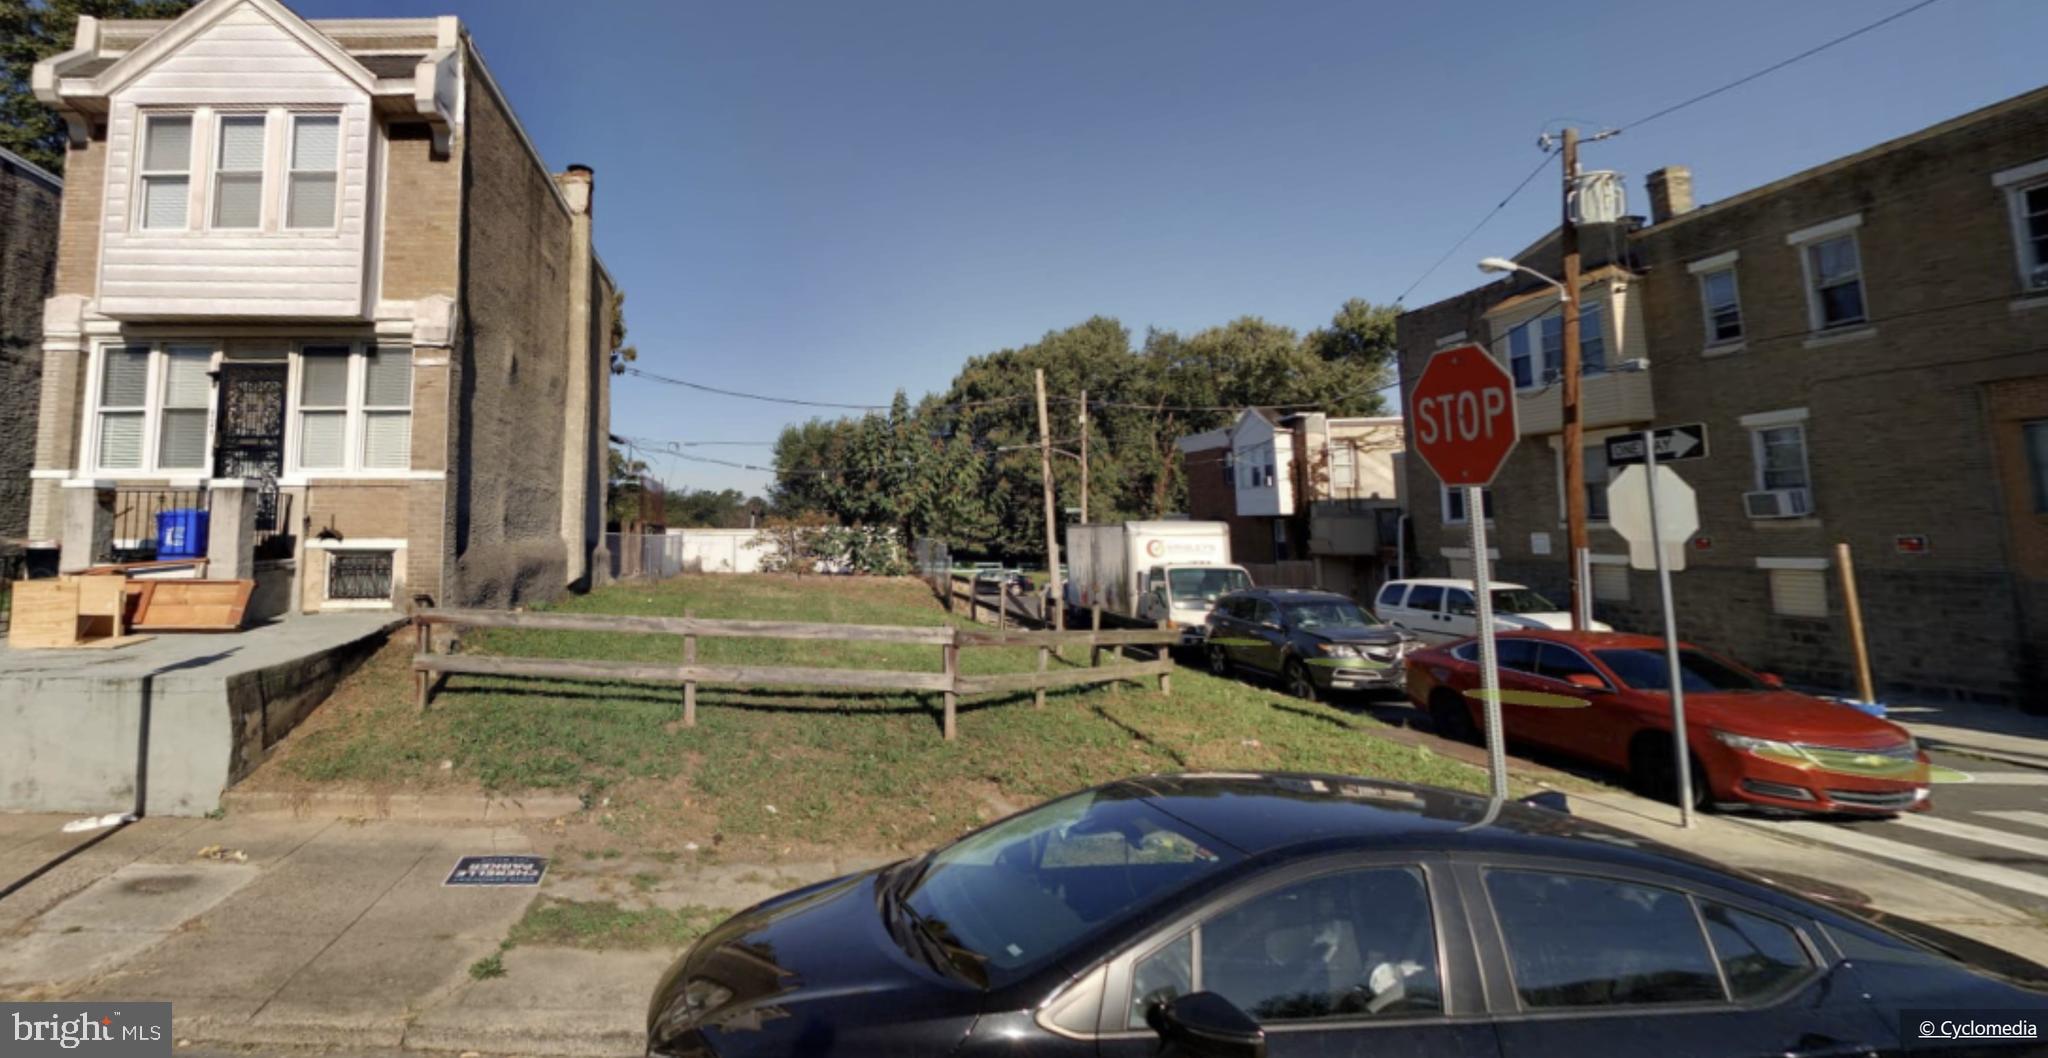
[1409,343,1519,487]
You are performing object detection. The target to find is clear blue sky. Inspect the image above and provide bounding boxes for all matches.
[297,0,2043,495]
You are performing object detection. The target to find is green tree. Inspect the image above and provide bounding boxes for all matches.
[1,0,196,173]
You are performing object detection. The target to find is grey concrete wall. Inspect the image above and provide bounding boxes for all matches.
[1,150,61,549]
[448,44,575,609]
[0,619,393,816]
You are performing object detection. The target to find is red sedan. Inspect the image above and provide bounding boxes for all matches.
[1404,630,1932,815]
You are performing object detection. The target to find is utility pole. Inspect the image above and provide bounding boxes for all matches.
[1560,126,1589,631]
[1078,389,1089,524]
[1036,369,1064,631]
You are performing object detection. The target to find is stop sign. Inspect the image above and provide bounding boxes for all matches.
[1409,343,1519,487]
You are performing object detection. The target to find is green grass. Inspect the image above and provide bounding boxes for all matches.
[467,951,506,980]
[261,574,1485,855]
[507,899,724,951]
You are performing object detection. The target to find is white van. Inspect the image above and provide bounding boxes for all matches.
[1372,578,1611,644]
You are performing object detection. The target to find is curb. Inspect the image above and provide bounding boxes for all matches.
[220,789,584,822]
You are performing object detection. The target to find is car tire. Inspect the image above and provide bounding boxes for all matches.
[1428,689,1480,745]
[1630,737,1711,811]
[1285,660,1320,703]
[1207,645,1233,677]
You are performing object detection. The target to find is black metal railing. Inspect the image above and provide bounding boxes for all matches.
[108,487,211,565]
[0,550,22,635]
[254,490,294,562]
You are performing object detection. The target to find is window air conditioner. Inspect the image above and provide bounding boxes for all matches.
[1743,488,1812,519]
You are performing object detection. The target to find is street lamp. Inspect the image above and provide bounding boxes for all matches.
[1478,258,1566,298]
[1477,255,1590,631]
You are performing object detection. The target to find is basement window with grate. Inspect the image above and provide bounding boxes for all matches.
[327,550,394,601]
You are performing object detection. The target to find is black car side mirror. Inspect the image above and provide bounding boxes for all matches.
[1146,992,1266,1058]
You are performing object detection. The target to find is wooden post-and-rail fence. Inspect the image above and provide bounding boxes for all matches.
[410,609,1176,741]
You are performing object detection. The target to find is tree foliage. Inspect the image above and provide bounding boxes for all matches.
[1,0,196,173]
[768,298,1398,560]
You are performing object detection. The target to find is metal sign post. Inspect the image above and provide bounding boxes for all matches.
[1642,430,1695,827]
[1467,486,1508,801]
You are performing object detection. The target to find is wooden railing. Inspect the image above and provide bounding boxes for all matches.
[411,608,1174,740]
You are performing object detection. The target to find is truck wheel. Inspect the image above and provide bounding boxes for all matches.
[1285,660,1319,703]
[1207,645,1232,677]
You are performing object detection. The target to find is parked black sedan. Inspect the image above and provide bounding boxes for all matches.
[1205,588,1418,700]
[646,774,2047,1057]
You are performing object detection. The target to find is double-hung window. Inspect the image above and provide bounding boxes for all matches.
[294,344,413,474]
[212,114,266,229]
[139,115,193,230]
[1790,216,1868,331]
[1995,160,2048,292]
[91,343,215,473]
[1754,425,1811,492]
[287,114,340,229]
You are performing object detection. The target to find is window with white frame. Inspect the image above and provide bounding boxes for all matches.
[139,115,193,230]
[157,346,212,469]
[294,344,413,473]
[2010,179,2048,291]
[286,114,340,229]
[1804,234,1866,329]
[91,342,216,473]
[1505,303,1605,389]
[1331,440,1356,494]
[1442,484,1494,524]
[1700,267,1742,343]
[211,113,266,229]
[1751,424,1811,493]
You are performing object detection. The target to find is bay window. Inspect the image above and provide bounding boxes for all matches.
[1506,303,1606,389]
[292,343,413,474]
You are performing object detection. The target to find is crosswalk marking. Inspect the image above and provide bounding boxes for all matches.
[1951,773,2048,787]
[1978,810,2048,834]
[1888,813,2048,859]
[1770,820,2048,901]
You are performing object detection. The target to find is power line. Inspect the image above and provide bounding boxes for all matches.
[1617,0,1945,134]
[621,366,1031,413]
[1394,148,1559,306]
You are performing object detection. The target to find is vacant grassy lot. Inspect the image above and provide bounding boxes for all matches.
[254,574,1485,856]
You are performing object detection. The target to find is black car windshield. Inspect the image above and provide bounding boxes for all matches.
[1168,567,1251,604]
[900,790,1239,987]
[1595,649,1769,693]
[1491,587,1557,614]
[1284,599,1378,630]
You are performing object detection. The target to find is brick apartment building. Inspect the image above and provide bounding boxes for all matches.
[23,0,614,615]
[1180,408,1405,599]
[1397,85,2048,705]
[1,148,62,562]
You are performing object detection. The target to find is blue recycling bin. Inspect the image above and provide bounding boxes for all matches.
[156,508,210,558]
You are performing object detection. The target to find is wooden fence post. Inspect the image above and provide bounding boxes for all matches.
[683,608,698,728]
[1157,618,1173,696]
[942,631,959,741]
[1035,645,1049,708]
[1089,601,1102,668]
[414,615,430,711]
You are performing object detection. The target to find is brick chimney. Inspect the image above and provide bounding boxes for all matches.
[1645,166,1693,224]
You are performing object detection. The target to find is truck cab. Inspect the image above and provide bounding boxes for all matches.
[1139,564,1254,643]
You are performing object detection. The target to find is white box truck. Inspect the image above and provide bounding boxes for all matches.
[1063,521,1252,644]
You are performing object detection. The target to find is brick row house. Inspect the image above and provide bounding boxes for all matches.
[1,147,63,571]
[23,0,614,616]
[1179,409,1406,599]
[1396,85,2048,705]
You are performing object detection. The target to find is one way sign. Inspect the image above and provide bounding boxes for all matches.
[1606,423,1709,466]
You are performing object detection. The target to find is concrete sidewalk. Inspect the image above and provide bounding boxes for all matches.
[0,811,882,1056]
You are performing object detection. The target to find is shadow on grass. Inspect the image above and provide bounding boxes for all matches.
[1090,704,1189,769]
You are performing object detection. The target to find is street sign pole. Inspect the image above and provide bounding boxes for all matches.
[1467,486,1508,800]
[1642,430,1695,827]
